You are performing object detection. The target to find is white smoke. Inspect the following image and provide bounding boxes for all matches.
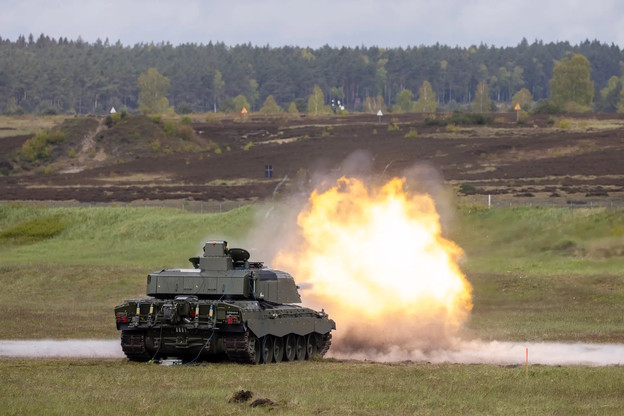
[0,340,124,359]
[1,339,622,366]
[329,340,624,366]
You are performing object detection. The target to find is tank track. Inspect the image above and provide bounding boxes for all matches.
[120,330,152,362]
[223,331,333,363]
[223,331,257,363]
[318,332,332,356]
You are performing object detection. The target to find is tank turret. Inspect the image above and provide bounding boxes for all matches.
[115,240,334,364]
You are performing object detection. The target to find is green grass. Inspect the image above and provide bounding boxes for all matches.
[0,115,66,138]
[1,360,623,415]
[0,204,623,342]
[1,204,624,414]
[450,205,624,276]
[0,203,255,267]
[0,214,66,243]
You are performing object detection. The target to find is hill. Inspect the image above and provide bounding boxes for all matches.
[1,112,624,205]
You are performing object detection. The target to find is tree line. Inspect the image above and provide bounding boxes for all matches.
[0,34,622,115]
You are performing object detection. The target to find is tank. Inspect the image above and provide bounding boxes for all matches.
[114,240,335,364]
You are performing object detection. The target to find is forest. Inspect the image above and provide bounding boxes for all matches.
[0,34,623,115]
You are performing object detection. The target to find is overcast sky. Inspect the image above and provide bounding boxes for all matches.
[1,0,623,48]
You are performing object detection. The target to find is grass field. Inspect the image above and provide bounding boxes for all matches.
[1,359,623,415]
[1,202,623,414]
[1,202,623,341]
[0,115,67,138]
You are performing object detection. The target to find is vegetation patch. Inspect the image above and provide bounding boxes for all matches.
[0,215,65,244]
[425,112,493,126]
[20,129,65,162]
[403,128,418,139]
[1,360,623,415]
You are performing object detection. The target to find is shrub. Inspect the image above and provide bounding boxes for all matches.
[243,141,253,151]
[150,139,161,153]
[458,183,478,195]
[425,112,492,126]
[387,123,401,132]
[532,100,563,115]
[563,102,592,113]
[404,128,418,139]
[21,130,65,162]
[0,216,65,243]
[555,118,571,129]
[178,124,196,141]
[163,121,178,136]
[40,107,59,116]
[446,123,461,133]
[175,102,193,115]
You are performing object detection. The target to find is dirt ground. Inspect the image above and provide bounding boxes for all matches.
[2,112,624,204]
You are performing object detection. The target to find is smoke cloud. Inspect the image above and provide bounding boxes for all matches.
[0,340,124,358]
[233,153,476,360]
[1,339,622,366]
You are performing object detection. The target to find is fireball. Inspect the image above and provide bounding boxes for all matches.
[273,176,472,358]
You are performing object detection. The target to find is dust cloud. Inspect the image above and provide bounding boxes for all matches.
[329,339,624,366]
[0,340,124,358]
[1,339,622,366]
[228,153,624,365]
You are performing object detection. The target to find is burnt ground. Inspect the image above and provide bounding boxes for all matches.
[1,112,624,204]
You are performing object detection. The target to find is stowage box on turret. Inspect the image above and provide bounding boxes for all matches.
[114,240,335,363]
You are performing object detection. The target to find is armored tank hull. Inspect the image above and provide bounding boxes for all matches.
[114,241,335,363]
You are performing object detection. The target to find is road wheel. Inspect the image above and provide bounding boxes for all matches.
[305,333,318,359]
[273,336,284,363]
[295,335,306,361]
[261,335,274,364]
[284,334,296,361]
[248,334,261,365]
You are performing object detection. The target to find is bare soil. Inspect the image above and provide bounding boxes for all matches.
[2,112,624,203]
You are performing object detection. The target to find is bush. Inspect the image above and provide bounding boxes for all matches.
[178,124,196,141]
[555,118,572,129]
[0,216,66,243]
[39,107,59,116]
[175,102,193,115]
[563,102,592,113]
[163,121,178,136]
[21,130,65,162]
[150,139,161,153]
[532,100,563,115]
[424,112,492,126]
[446,123,461,133]
[387,123,401,132]
[458,183,479,195]
[404,128,418,139]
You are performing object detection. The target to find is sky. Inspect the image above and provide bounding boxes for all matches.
[1,0,623,49]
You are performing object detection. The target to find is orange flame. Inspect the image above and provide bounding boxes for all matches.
[273,176,472,357]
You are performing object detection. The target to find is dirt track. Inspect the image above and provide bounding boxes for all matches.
[1,339,623,366]
[2,113,624,203]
